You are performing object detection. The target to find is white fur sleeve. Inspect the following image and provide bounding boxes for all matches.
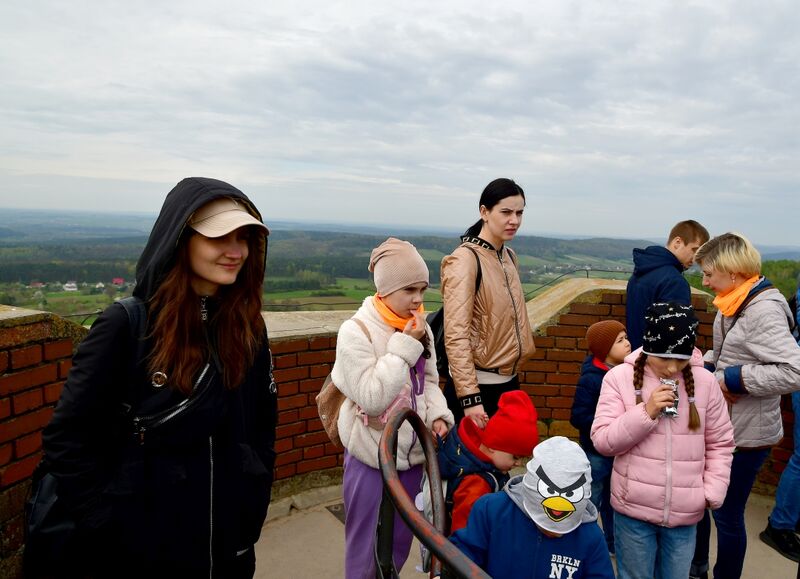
[331,320,424,416]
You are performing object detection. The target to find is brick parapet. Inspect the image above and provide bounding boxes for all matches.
[270,332,343,482]
[1,279,795,575]
[0,306,87,577]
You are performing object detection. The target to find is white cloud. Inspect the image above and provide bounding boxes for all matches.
[0,0,798,244]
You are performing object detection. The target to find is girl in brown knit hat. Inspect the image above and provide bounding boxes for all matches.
[331,237,454,578]
[570,319,630,555]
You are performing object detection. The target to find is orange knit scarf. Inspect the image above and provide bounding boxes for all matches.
[373,294,425,331]
[713,275,760,317]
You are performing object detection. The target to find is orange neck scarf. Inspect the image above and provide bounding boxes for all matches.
[373,294,424,332]
[713,275,760,317]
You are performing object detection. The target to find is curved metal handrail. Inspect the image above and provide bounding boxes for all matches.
[377,408,491,579]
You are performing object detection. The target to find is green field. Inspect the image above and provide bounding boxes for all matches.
[3,258,795,323]
[1,278,445,320]
[263,278,444,311]
[0,267,631,322]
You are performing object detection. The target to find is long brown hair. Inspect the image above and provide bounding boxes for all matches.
[147,227,266,394]
[633,353,701,431]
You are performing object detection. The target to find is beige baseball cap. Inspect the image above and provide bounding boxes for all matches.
[188,197,269,238]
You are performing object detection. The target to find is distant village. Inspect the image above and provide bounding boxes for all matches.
[27,277,132,293]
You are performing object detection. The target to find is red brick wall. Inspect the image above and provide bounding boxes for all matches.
[1,314,78,578]
[270,335,343,481]
[1,285,795,575]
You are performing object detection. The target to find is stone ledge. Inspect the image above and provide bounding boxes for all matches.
[0,306,87,351]
[0,305,50,326]
[527,278,712,333]
[262,310,354,340]
[527,278,627,333]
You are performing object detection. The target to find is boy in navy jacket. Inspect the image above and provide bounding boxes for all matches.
[626,220,709,349]
[445,437,615,579]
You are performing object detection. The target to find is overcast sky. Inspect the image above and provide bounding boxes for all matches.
[1,1,798,245]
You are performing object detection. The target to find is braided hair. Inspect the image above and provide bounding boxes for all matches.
[633,352,701,431]
[682,364,701,431]
[633,352,647,404]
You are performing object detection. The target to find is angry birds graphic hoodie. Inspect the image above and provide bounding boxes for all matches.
[448,437,615,578]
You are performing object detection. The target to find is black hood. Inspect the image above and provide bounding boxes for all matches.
[133,177,267,301]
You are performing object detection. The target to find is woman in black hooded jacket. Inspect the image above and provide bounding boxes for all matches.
[39,177,277,577]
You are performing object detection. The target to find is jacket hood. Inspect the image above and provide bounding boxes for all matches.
[632,246,683,276]
[623,345,705,368]
[747,278,793,323]
[505,474,598,526]
[437,420,495,480]
[133,177,267,301]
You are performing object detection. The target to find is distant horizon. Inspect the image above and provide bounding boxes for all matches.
[4,206,800,255]
[0,204,664,244]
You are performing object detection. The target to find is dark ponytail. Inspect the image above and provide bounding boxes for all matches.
[465,219,484,237]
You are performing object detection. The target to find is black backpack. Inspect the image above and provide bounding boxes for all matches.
[24,297,146,577]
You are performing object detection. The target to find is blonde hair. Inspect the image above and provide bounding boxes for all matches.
[694,232,761,277]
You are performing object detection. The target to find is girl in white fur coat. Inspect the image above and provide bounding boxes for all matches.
[331,237,454,578]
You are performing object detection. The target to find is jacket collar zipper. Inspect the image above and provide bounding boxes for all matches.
[200,296,209,321]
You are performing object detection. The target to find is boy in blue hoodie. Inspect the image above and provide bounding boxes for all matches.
[445,436,615,578]
[626,220,710,349]
[570,319,630,555]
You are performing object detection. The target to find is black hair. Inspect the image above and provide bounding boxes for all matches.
[464,178,526,237]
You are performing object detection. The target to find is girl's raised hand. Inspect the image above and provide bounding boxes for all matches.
[402,311,426,341]
[645,384,677,420]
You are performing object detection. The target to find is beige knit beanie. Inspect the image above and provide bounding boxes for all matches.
[368,238,429,296]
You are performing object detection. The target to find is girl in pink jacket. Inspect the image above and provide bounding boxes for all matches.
[591,302,734,579]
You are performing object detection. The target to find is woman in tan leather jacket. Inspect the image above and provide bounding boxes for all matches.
[440,178,536,427]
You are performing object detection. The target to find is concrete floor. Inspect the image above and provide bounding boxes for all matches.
[255,485,798,578]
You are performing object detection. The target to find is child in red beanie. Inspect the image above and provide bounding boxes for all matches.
[436,390,538,533]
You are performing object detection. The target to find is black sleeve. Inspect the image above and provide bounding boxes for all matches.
[42,302,135,519]
[251,335,278,494]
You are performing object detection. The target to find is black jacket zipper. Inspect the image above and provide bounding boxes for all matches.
[132,363,212,444]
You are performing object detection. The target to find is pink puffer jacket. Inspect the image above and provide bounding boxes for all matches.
[590,347,734,527]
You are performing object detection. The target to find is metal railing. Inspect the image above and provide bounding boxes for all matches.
[376,408,490,579]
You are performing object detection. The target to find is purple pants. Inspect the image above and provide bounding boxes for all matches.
[343,451,423,579]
